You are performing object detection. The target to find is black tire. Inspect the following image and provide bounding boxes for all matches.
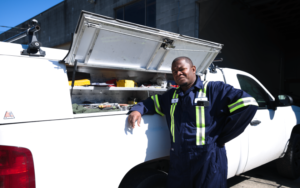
[276,133,300,179]
[119,168,167,188]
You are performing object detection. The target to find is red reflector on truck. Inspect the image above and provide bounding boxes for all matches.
[0,146,35,188]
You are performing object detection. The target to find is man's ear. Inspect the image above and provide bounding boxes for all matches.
[192,65,196,73]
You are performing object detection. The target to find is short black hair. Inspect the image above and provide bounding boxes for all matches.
[172,56,193,67]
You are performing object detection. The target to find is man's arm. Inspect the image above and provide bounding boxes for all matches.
[212,82,258,145]
[127,97,155,128]
[127,90,171,128]
[217,105,257,145]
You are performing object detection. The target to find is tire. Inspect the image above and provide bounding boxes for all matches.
[276,133,300,179]
[119,168,167,188]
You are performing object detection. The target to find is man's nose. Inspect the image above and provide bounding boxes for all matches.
[176,71,182,76]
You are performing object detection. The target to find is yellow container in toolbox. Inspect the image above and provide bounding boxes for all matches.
[116,80,135,87]
[69,79,91,86]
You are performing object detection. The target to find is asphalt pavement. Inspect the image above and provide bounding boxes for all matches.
[227,161,300,188]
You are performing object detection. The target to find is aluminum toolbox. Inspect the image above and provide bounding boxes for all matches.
[66,11,223,74]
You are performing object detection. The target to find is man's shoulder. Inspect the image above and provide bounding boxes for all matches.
[163,87,177,96]
[206,81,227,88]
[206,81,237,94]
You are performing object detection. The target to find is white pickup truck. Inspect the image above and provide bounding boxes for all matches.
[0,11,299,188]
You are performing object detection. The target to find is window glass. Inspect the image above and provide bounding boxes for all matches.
[115,0,156,27]
[115,8,124,20]
[237,74,272,109]
[124,0,145,25]
[146,0,156,27]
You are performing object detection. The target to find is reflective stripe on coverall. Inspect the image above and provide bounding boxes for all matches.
[130,76,258,188]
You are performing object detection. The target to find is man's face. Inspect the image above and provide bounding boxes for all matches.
[172,59,196,86]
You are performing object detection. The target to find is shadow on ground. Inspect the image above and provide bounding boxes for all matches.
[227,161,300,188]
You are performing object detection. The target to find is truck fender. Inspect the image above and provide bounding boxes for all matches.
[118,158,169,187]
[279,124,300,158]
[279,139,290,158]
[280,124,300,158]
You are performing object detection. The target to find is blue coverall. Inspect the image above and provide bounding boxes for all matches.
[130,76,258,188]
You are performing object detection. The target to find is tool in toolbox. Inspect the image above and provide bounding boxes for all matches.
[168,80,179,88]
[79,103,119,109]
[91,79,117,87]
[100,106,117,110]
[128,97,137,104]
[78,102,133,111]
[68,79,91,86]
[96,103,119,109]
[116,80,137,87]
[119,104,130,111]
[99,104,116,109]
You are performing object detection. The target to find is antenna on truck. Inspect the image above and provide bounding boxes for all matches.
[209,58,223,73]
[2,19,45,57]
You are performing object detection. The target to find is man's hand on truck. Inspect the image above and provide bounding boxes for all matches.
[128,111,142,128]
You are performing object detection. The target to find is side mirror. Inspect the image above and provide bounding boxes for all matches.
[276,95,294,106]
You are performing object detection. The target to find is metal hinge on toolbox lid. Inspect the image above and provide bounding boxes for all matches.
[65,11,223,74]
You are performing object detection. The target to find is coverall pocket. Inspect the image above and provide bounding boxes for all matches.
[169,151,190,174]
[168,151,191,187]
[184,126,197,145]
[201,151,222,187]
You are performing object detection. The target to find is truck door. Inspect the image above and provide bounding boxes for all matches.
[236,74,286,172]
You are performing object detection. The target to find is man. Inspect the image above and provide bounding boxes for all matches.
[128,57,258,188]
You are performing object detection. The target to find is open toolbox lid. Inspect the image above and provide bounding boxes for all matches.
[66,11,223,74]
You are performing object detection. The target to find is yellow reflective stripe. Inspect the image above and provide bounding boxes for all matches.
[198,81,205,97]
[196,106,205,145]
[196,106,200,145]
[155,95,164,116]
[174,94,178,142]
[170,93,175,140]
[151,95,164,116]
[201,106,205,145]
[228,97,258,113]
[170,90,178,143]
[196,81,209,146]
[197,81,208,98]
[228,98,243,108]
[171,94,178,143]
[198,89,203,98]
[203,81,209,97]
[155,95,161,112]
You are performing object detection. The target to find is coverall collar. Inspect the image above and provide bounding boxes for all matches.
[176,76,203,96]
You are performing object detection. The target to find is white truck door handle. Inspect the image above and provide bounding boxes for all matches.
[250,120,261,126]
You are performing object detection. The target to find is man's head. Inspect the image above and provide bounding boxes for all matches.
[171,57,196,90]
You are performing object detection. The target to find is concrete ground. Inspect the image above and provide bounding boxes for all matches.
[227,161,300,188]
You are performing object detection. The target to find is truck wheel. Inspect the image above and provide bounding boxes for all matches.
[119,168,167,188]
[276,133,300,179]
